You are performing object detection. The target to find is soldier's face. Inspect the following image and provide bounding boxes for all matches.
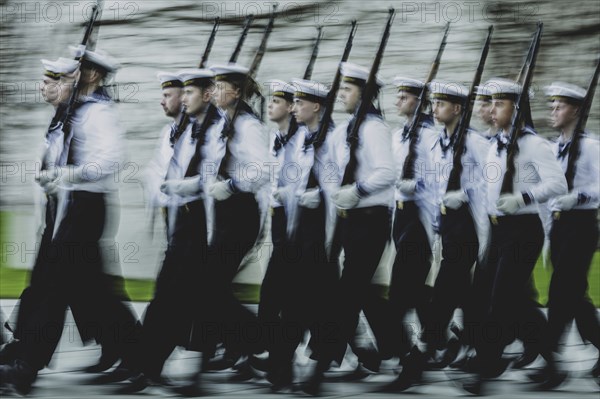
[160,87,182,118]
[292,98,319,125]
[40,76,61,105]
[182,86,211,116]
[490,99,514,130]
[476,100,493,126]
[549,100,579,130]
[268,96,292,123]
[213,81,240,109]
[339,82,361,113]
[395,90,418,117]
[432,100,461,124]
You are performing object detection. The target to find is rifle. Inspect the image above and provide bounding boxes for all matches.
[221,6,276,137]
[341,8,395,186]
[284,26,326,142]
[445,25,494,194]
[230,14,255,63]
[564,57,600,190]
[171,17,221,144]
[304,26,324,80]
[500,22,543,195]
[401,22,451,180]
[47,2,102,133]
[312,20,357,149]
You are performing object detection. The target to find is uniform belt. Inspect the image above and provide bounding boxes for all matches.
[337,205,386,218]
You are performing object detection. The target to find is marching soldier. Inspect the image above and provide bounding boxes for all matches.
[253,79,296,376]
[0,49,142,395]
[532,81,600,387]
[424,82,490,363]
[303,62,395,396]
[200,63,270,370]
[267,78,337,390]
[121,69,221,394]
[464,78,568,394]
[386,76,438,370]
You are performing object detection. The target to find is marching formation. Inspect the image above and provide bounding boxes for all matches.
[0,4,599,397]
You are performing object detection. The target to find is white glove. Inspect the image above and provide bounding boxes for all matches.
[208,180,234,201]
[272,187,288,204]
[553,192,578,211]
[36,168,60,187]
[332,184,361,209]
[443,190,468,210]
[397,179,417,195]
[160,178,201,197]
[298,188,321,209]
[496,193,526,215]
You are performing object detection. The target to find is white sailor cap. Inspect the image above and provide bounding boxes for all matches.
[70,46,120,73]
[291,78,329,104]
[157,71,183,89]
[210,63,249,83]
[340,62,384,88]
[428,81,469,104]
[177,69,215,88]
[485,78,524,101]
[392,76,424,96]
[475,82,492,101]
[266,79,295,101]
[41,57,78,80]
[544,81,586,104]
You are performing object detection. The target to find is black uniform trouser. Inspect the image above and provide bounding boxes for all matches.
[257,206,288,353]
[18,191,140,371]
[545,209,600,354]
[475,214,546,375]
[141,200,208,379]
[272,200,338,372]
[387,201,433,356]
[197,193,262,356]
[423,204,478,349]
[316,206,391,365]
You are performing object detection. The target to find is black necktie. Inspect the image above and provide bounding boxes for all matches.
[557,141,571,160]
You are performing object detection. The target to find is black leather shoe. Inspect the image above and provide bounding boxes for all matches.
[512,350,538,369]
[83,353,119,373]
[0,340,21,366]
[0,359,37,396]
[115,373,150,394]
[301,370,324,397]
[89,364,135,384]
[378,346,423,392]
[203,351,241,371]
[462,375,484,395]
[248,354,269,372]
[173,383,207,397]
[536,370,567,391]
[591,358,599,379]
[354,347,381,373]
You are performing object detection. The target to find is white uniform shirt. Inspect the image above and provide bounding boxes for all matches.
[326,114,395,209]
[426,128,491,256]
[548,134,600,211]
[62,95,125,193]
[142,124,173,209]
[487,128,568,216]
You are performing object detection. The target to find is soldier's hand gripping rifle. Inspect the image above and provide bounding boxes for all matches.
[500,22,543,195]
[47,3,102,134]
[401,22,450,181]
[341,8,395,187]
[170,17,222,144]
[284,26,325,141]
[444,25,494,199]
[564,57,600,190]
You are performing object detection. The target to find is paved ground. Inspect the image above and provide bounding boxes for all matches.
[1,300,598,398]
